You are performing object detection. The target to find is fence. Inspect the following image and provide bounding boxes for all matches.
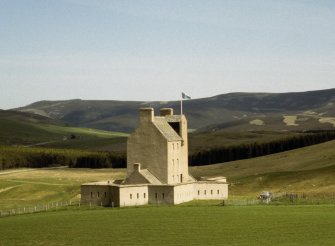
[0,200,86,218]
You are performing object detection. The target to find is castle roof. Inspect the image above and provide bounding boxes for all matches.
[153,117,183,142]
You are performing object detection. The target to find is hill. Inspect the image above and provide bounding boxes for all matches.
[14,88,335,132]
[0,110,127,150]
[190,140,335,196]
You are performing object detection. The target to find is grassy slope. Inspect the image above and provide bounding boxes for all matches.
[190,140,335,196]
[0,168,125,210]
[0,110,128,150]
[1,205,335,246]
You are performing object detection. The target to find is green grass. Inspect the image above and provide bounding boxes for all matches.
[190,140,335,197]
[0,168,125,210]
[1,205,335,245]
[0,113,128,149]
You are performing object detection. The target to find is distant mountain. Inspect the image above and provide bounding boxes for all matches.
[14,88,335,132]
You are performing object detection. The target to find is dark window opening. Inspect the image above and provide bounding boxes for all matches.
[90,192,93,198]
[162,193,165,199]
[168,122,181,136]
[137,193,139,199]
[130,194,132,199]
[155,193,158,199]
[104,192,107,198]
[97,192,100,198]
[144,193,146,198]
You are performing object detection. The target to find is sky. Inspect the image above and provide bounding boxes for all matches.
[1,0,335,109]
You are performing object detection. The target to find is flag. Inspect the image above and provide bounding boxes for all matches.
[182,92,191,100]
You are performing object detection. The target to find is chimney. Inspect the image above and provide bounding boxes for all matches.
[160,108,173,116]
[140,108,154,123]
[133,163,141,172]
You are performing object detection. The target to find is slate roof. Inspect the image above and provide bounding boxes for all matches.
[165,115,182,123]
[140,169,162,185]
[153,117,183,141]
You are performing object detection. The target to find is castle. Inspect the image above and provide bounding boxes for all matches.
[81,108,228,207]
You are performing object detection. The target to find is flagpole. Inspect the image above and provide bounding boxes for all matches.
[180,97,183,115]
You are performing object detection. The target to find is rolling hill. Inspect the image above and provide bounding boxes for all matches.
[0,110,128,150]
[14,88,335,132]
[190,140,335,196]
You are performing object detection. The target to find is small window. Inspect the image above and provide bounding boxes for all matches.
[155,193,158,199]
[173,143,175,150]
[137,193,139,199]
[144,193,146,198]
[211,190,213,195]
[198,190,200,195]
[162,193,165,199]
[217,190,219,195]
[204,190,206,195]
[104,192,107,198]
[130,194,132,199]
[97,192,100,198]
[90,192,93,198]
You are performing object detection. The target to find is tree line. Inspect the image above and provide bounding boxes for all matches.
[1,131,334,170]
[0,146,126,170]
[189,131,335,166]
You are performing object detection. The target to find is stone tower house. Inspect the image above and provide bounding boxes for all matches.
[81,108,228,207]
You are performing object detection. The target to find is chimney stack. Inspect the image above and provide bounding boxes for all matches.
[133,163,141,172]
[140,108,154,123]
[160,108,173,116]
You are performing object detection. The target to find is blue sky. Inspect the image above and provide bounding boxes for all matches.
[1,0,334,109]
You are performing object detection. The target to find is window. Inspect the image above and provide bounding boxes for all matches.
[217,190,220,195]
[173,143,175,150]
[104,192,107,198]
[198,190,200,195]
[155,193,158,199]
[90,192,93,198]
[97,192,100,198]
[144,193,146,198]
[211,190,213,195]
[137,193,139,199]
[204,190,206,195]
[130,194,132,199]
[162,193,165,199]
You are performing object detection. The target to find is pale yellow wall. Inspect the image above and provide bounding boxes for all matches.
[119,185,149,207]
[81,184,111,206]
[173,183,194,204]
[194,182,228,200]
[179,115,189,183]
[148,185,174,204]
[127,123,168,183]
[167,141,183,184]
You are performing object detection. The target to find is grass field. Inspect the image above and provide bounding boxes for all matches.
[1,140,335,210]
[0,168,124,210]
[0,110,128,150]
[1,205,335,245]
[190,140,335,197]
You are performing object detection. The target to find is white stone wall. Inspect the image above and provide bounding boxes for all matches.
[148,185,174,204]
[127,122,169,183]
[173,183,194,204]
[119,185,149,207]
[81,184,111,206]
[194,182,228,200]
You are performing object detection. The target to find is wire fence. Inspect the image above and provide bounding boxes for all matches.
[0,200,86,218]
[1,192,335,218]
